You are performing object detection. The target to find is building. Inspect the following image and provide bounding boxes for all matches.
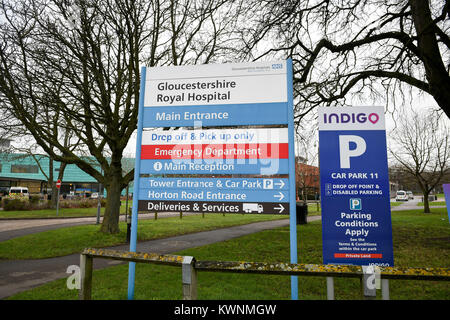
[295,162,320,201]
[0,153,134,196]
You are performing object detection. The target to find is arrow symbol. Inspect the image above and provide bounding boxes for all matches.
[274,180,285,189]
[274,204,285,213]
[274,192,284,201]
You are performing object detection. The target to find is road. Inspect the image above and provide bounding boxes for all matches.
[390,195,447,211]
[391,195,421,210]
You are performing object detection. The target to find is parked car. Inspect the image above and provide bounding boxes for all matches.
[9,187,30,199]
[395,190,408,201]
[406,191,414,200]
[91,192,99,199]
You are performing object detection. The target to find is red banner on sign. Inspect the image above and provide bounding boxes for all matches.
[334,253,383,259]
[141,143,289,160]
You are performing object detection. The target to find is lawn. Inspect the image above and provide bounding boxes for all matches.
[390,202,403,207]
[7,208,450,300]
[0,201,131,219]
[417,201,446,207]
[0,213,287,260]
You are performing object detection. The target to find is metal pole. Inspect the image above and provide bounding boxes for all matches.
[125,184,129,223]
[182,256,197,300]
[286,59,299,300]
[96,196,101,224]
[326,277,334,300]
[56,187,60,216]
[96,169,102,225]
[128,66,147,300]
[382,279,390,300]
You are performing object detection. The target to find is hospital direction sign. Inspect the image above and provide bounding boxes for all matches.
[133,60,295,215]
[128,60,299,300]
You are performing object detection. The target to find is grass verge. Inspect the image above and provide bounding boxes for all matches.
[7,208,450,300]
[0,214,287,260]
[0,201,130,219]
[390,202,403,207]
[417,201,446,207]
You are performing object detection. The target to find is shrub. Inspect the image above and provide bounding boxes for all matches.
[3,198,32,211]
[1,198,10,208]
[29,195,41,205]
[58,198,103,209]
[1,197,106,211]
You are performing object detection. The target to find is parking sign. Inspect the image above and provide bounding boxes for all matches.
[318,106,394,266]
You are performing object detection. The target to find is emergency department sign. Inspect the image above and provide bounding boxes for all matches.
[318,106,394,267]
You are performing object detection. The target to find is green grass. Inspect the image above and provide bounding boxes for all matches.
[7,208,450,300]
[390,202,403,207]
[0,201,131,219]
[417,201,446,207]
[0,214,287,260]
[306,203,321,215]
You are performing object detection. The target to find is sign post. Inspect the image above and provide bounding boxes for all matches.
[318,106,394,267]
[443,184,450,224]
[128,60,297,299]
[56,179,61,217]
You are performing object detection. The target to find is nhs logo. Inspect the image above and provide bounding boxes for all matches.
[272,63,283,69]
[350,198,362,210]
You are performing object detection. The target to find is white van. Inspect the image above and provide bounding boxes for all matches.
[9,187,30,199]
[395,190,408,201]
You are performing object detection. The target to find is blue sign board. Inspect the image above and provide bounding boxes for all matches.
[128,60,298,300]
[318,106,394,267]
[139,159,289,175]
[143,103,288,127]
[139,177,289,190]
[443,184,450,224]
[138,188,289,203]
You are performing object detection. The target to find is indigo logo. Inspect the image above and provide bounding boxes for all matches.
[323,112,379,124]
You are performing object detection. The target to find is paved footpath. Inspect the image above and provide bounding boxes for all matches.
[0,215,320,299]
[0,212,201,242]
[391,196,446,211]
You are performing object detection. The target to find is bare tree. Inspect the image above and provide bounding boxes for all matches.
[237,0,450,120]
[0,0,246,233]
[295,129,319,203]
[389,110,449,213]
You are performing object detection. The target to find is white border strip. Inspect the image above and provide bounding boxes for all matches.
[142,128,288,145]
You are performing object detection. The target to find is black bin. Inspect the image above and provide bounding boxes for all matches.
[296,202,308,225]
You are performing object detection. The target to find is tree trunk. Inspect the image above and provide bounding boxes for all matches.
[409,0,450,118]
[100,165,123,234]
[422,190,431,213]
